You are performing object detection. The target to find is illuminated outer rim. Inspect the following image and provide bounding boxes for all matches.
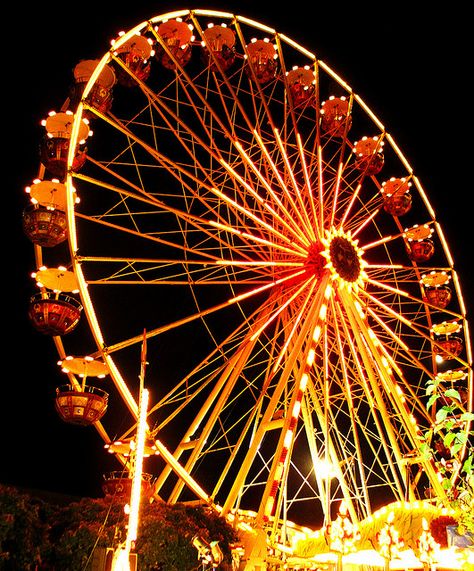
[50,7,473,540]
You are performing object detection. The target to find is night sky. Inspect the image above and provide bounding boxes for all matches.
[6,2,472,502]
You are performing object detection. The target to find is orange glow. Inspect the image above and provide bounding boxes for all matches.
[296,133,318,241]
[253,129,312,246]
[250,274,316,341]
[273,128,314,239]
[126,387,149,555]
[233,138,309,247]
[34,9,472,564]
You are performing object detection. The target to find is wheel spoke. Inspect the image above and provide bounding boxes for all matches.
[26,9,472,553]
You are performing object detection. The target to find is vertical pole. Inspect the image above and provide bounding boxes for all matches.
[125,386,149,552]
[112,330,149,571]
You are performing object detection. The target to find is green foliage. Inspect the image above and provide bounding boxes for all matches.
[424,375,474,535]
[137,502,239,570]
[0,484,48,569]
[138,504,198,570]
[46,496,125,569]
[0,485,239,570]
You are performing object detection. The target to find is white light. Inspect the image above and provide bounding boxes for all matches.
[111,548,131,571]
[314,458,336,479]
[126,388,149,547]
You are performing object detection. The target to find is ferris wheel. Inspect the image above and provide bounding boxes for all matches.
[24,7,472,551]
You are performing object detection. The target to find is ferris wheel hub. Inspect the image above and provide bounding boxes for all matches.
[329,236,361,282]
[24,9,472,563]
[321,229,366,291]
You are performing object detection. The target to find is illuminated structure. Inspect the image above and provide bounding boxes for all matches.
[328,501,360,570]
[418,518,441,570]
[112,334,149,571]
[377,511,404,570]
[23,8,473,570]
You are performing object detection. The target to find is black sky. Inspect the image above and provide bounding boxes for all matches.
[6,2,472,500]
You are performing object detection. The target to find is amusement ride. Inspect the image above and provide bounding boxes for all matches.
[22,9,473,570]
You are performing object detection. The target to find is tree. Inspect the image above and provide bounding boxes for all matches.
[0,484,239,570]
[0,484,49,569]
[45,496,124,569]
[424,375,474,541]
[137,501,239,570]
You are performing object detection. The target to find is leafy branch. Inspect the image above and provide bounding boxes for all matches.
[424,375,474,534]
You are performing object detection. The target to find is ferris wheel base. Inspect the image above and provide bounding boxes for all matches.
[237,528,270,570]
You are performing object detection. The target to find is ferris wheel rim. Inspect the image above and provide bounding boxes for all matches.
[27,8,472,540]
